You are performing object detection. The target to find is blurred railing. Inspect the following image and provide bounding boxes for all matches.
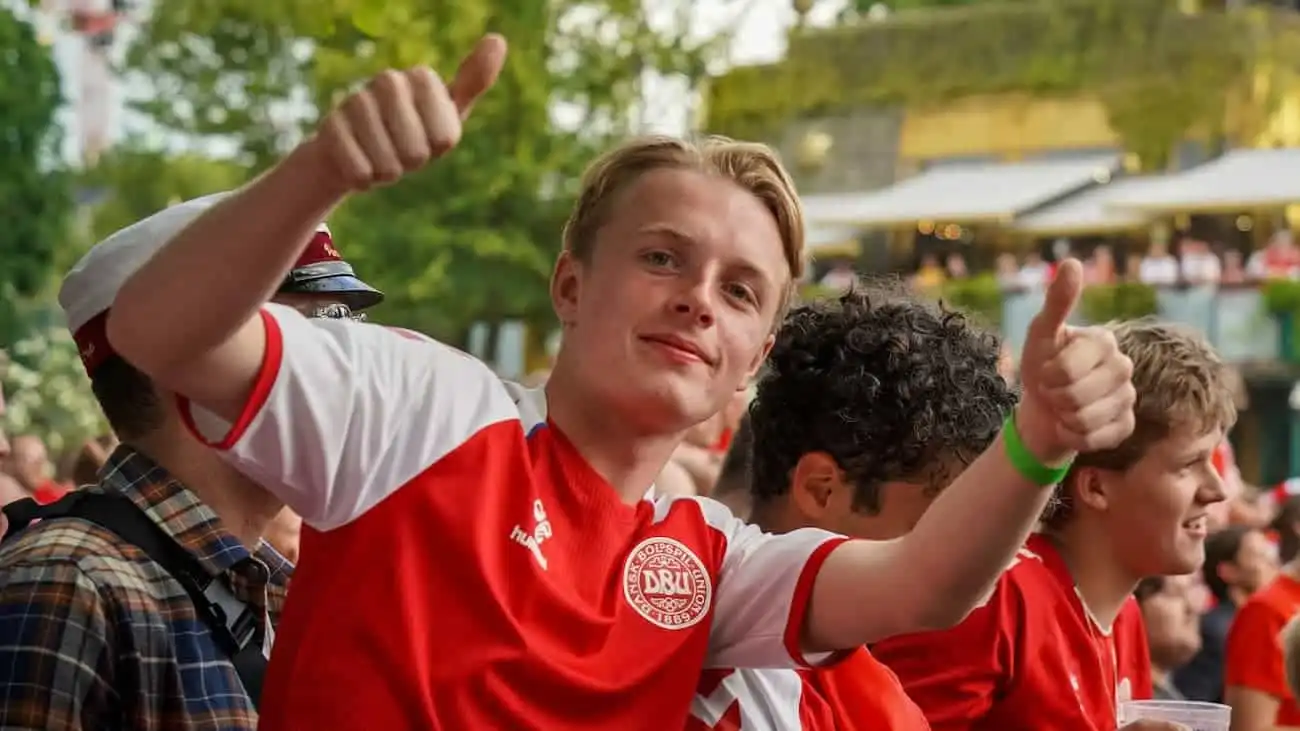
[1002,284,1282,364]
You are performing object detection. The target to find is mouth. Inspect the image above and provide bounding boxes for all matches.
[1181,514,1209,536]
[640,335,713,366]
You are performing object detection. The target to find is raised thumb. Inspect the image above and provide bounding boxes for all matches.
[447,33,508,120]
[1028,258,1083,342]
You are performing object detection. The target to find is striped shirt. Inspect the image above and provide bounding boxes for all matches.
[0,446,292,730]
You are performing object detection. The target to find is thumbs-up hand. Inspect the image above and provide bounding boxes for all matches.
[308,34,507,194]
[1014,259,1136,467]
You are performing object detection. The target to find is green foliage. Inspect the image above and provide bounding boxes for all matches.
[941,274,1003,328]
[70,144,252,278]
[1079,282,1158,324]
[120,0,736,342]
[708,0,1300,169]
[1,326,108,455]
[1262,278,1300,316]
[0,7,71,338]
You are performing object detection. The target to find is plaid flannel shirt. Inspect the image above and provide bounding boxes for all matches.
[0,446,292,730]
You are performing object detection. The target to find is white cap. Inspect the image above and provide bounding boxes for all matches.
[59,192,231,335]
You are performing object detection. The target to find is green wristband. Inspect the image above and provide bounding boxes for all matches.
[1003,414,1073,487]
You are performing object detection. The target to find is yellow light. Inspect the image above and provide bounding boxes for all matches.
[918,221,935,235]
[1236,215,1254,232]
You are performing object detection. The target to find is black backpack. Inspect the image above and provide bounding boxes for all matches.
[1,491,266,709]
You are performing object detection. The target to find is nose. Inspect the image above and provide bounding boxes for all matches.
[669,276,716,328]
[1198,468,1228,506]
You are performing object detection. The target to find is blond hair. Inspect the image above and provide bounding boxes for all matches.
[562,135,806,301]
[1045,319,1236,523]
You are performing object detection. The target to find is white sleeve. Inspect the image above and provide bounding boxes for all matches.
[178,303,519,530]
[696,499,850,670]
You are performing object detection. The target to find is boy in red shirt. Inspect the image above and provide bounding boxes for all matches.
[874,320,1234,731]
[1224,551,1300,730]
[688,288,1017,730]
[101,37,1139,731]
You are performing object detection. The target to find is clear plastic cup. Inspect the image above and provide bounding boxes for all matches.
[1118,699,1231,730]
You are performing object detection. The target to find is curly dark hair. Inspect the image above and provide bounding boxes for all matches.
[748,287,1019,512]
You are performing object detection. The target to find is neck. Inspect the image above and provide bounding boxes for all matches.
[1049,520,1140,632]
[544,365,683,505]
[1226,585,1248,608]
[130,429,283,550]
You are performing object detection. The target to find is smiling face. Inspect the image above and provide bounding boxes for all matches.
[1082,423,1227,577]
[551,166,791,435]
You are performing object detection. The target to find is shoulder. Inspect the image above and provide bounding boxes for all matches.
[0,517,172,616]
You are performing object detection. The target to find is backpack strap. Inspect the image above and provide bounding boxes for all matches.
[1,491,266,708]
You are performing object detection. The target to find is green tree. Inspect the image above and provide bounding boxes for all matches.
[77,144,251,247]
[1,326,109,455]
[0,7,71,345]
[120,0,737,343]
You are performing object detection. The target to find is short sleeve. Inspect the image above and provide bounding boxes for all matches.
[871,577,1016,731]
[178,303,520,530]
[0,561,113,730]
[694,499,849,670]
[1225,597,1289,699]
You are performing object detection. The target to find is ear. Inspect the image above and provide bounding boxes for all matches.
[741,334,775,389]
[1070,466,1112,514]
[550,250,583,325]
[789,452,846,522]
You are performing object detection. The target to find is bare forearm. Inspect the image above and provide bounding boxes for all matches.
[809,424,1055,647]
[107,143,342,376]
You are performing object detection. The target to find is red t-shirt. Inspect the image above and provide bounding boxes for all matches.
[872,534,1153,731]
[179,304,849,731]
[1224,572,1300,725]
[30,479,68,505]
[687,647,930,730]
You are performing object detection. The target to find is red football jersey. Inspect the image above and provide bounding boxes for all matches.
[687,648,930,730]
[872,534,1153,731]
[178,304,848,731]
[1224,572,1300,725]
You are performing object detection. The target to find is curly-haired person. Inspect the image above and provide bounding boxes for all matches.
[875,319,1234,731]
[689,288,1018,730]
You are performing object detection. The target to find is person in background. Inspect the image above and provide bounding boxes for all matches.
[1175,526,1278,702]
[874,319,1234,731]
[2,435,65,504]
[689,287,1017,730]
[1180,238,1222,286]
[1221,249,1248,285]
[913,252,946,291]
[709,414,753,519]
[1134,575,1203,701]
[1224,531,1300,730]
[1246,230,1300,281]
[0,195,384,730]
[1137,239,1180,286]
[59,437,113,489]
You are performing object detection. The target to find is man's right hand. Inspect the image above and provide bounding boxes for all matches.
[309,34,507,195]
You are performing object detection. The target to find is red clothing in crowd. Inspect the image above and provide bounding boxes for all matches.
[872,534,1153,731]
[1225,572,1300,726]
[181,304,850,731]
[30,479,69,505]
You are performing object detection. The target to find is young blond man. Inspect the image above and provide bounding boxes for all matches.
[103,35,1137,730]
[873,320,1233,731]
